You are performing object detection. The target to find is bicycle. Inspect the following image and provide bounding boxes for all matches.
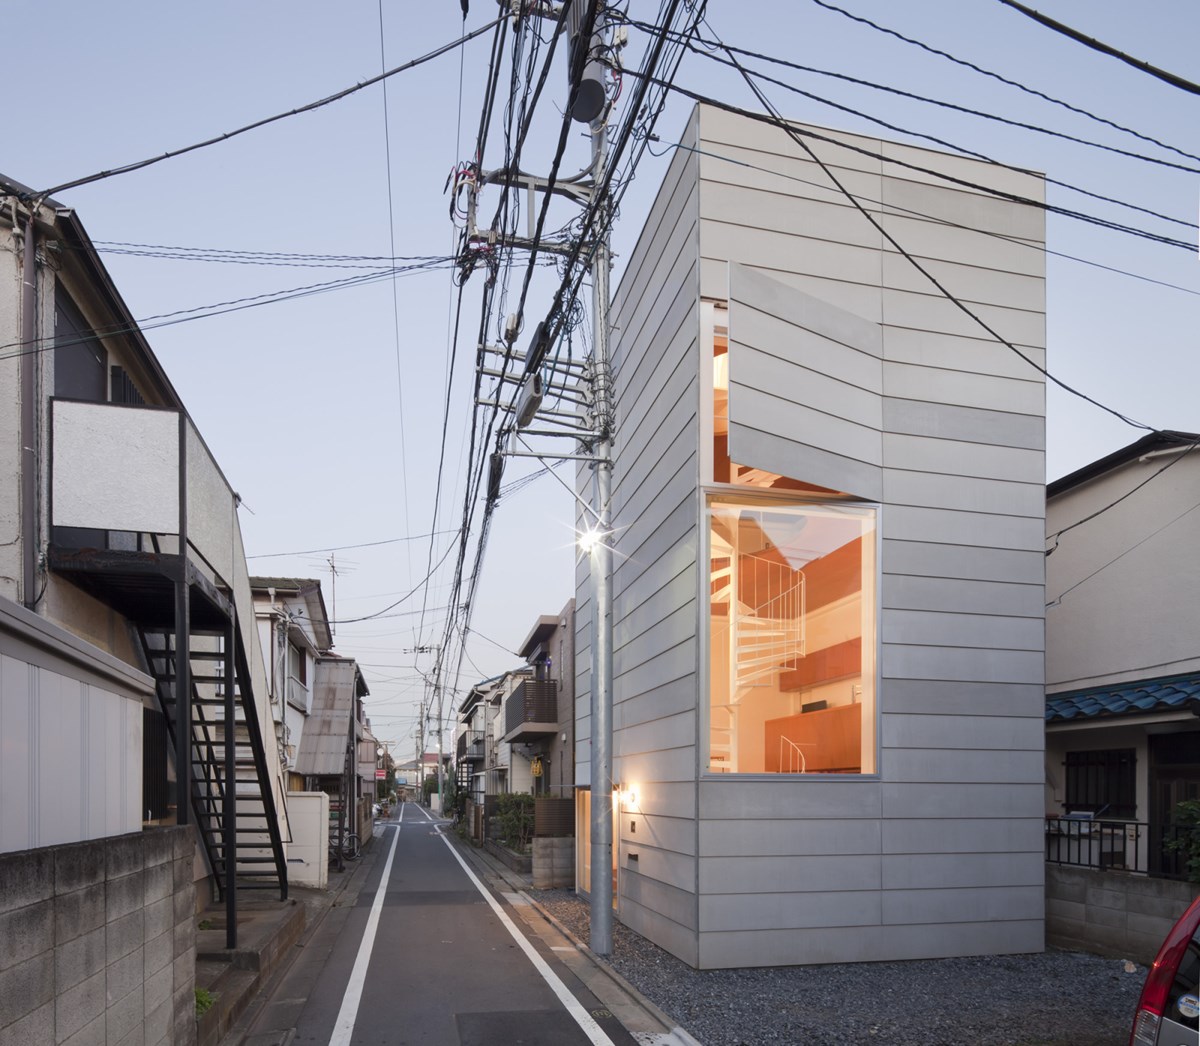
[329,832,360,864]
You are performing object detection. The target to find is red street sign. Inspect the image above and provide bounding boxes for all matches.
[375,769,387,780]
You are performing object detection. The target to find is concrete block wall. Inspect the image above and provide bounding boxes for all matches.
[0,828,197,1046]
[1046,865,1198,966]
[532,837,575,889]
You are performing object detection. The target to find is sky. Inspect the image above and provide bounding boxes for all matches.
[8,1,1198,753]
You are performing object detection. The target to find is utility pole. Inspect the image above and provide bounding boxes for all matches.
[586,31,615,955]
[434,685,446,817]
[454,0,617,951]
[416,698,424,799]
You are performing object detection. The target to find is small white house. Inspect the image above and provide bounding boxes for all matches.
[575,105,1047,968]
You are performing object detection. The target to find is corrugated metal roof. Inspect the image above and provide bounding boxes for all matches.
[1046,672,1200,723]
[294,661,356,775]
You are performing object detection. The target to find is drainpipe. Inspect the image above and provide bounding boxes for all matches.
[19,209,38,609]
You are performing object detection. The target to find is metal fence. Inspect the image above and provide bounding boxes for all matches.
[1045,817,1199,880]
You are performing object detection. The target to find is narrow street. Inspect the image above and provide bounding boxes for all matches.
[241,805,642,1046]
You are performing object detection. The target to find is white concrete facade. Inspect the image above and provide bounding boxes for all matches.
[576,105,1047,968]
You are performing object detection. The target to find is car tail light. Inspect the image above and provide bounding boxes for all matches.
[1130,894,1200,1046]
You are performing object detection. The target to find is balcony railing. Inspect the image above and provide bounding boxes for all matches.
[1045,817,1199,880]
[504,680,558,743]
[457,730,484,761]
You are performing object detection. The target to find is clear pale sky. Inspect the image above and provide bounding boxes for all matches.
[8,1,1198,751]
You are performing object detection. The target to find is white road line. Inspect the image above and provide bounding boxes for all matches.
[327,811,402,1046]
[433,824,616,1046]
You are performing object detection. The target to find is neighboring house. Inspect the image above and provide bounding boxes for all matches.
[295,653,370,854]
[574,105,1047,968]
[1045,430,1200,872]
[251,577,333,788]
[455,670,535,837]
[505,600,577,799]
[0,177,289,887]
[457,678,497,809]
[0,178,286,1040]
[359,717,380,827]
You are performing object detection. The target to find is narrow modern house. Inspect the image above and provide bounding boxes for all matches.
[574,105,1048,968]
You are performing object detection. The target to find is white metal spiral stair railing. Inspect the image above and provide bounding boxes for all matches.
[709,540,806,773]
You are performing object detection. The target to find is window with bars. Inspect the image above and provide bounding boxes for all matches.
[1065,748,1137,819]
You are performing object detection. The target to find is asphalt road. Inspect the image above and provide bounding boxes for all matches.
[244,805,640,1046]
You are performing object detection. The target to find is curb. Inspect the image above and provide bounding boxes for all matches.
[446,831,703,1046]
[520,892,704,1046]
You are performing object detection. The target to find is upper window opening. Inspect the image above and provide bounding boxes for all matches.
[705,302,877,776]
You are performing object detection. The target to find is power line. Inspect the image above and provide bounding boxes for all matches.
[627,72,1195,252]
[809,0,1200,166]
[245,529,459,560]
[698,14,1154,433]
[1047,499,1200,608]
[377,0,415,624]
[651,133,1200,300]
[995,0,1200,97]
[671,36,1196,234]
[90,242,442,269]
[0,258,455,362]
[24,18,504,201]
[330,536,461,625]
[1046,438,1200,550]
[618,17,1200,179]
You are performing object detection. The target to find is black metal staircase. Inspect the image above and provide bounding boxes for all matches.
[138,621,288,901]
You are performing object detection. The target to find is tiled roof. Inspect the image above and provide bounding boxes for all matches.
[1046,673,1200,722]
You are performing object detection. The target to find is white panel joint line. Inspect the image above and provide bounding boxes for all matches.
[432,821,617,1046]
[327,812,402,1046]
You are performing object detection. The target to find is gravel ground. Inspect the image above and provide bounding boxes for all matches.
[531,889,1146,1046]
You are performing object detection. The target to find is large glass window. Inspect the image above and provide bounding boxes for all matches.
[708,497,876,774]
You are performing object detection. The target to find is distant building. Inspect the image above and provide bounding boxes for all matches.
[251,577,333,789]
[506,600,576,799]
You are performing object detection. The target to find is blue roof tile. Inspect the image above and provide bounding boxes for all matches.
[1046,673,1200,722]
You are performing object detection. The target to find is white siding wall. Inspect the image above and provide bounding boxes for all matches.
[589,104,1046,968]
[1046,455,1200,691]
[0,599,150,853]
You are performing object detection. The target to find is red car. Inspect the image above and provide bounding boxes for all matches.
[1130,892,1200,1045]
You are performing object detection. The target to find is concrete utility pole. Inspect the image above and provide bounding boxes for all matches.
[454,0,617,950]
[587,50,615,955]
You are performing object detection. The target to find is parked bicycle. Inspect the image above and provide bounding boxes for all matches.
[329,832,360,864]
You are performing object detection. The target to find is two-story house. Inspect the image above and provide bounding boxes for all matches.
[251,576,332,788]
[0,177,288,1040]
[1043,430,1200,959]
